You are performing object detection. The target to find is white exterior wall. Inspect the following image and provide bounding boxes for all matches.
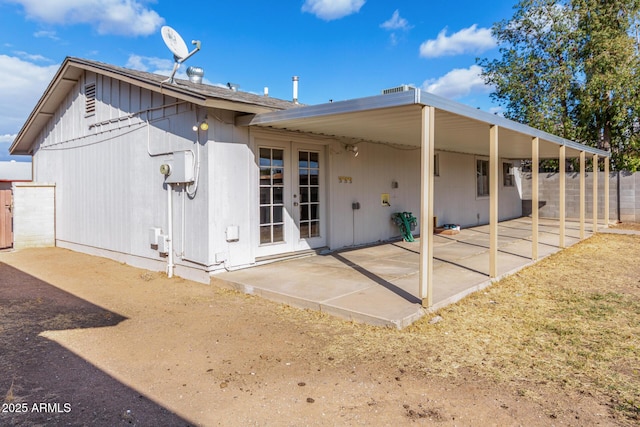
[12,183,55,249]
[434,152,522,228]
[32,71,212,280]
[325,145,523,250]
[327,141,421,249]
[207,109,255,270]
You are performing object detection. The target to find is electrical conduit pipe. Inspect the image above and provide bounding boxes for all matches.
[167,183,174,278]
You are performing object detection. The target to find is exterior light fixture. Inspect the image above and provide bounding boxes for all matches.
[346,144,359,157]
[193,121,209,132]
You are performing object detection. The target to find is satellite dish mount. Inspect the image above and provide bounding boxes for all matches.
[161,26,201,84]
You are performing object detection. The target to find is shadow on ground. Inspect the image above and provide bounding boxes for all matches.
[0,262,190,426]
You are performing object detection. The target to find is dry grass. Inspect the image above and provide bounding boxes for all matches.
[612,222,640,232]
[280,233,640,422]
[4,380,14,403]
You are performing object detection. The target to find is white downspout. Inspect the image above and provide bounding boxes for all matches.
[167,183,174,278]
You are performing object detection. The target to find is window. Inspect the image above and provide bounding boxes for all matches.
[298,151,320,238]
[503,162,514,187]
[85,83,96,116]
[434,153,440,177]
[259,148,285,244]
[476,158,489,197]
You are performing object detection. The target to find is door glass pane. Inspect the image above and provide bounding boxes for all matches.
[310,221,320,237]
[259,148,271,166]
[260,187,270,204]
[299,151,308,168]
[309,152,319,168]
[273,187,283,204]
[273,205,283,223]
[300,223,309,239]
[299,170,309,186]
[260,226,271,244]
[260,168,271,186]
[259,147,285,244]
[260,206,270,223]
[298,150,320,239]
[273,168,284,185]
[272,149,284,166]
[310,169,319,185]
[273,224,284,242]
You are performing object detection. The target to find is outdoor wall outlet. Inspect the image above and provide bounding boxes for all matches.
[149,227,162,246]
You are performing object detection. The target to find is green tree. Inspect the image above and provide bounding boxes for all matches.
[479,0,640,170]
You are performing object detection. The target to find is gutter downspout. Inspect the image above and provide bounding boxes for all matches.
[167,183,174,278]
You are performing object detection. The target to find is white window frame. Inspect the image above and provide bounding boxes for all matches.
[476,157,490,199]
[503,161,515,187]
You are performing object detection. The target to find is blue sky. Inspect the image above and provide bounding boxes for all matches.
[0,0,518,162]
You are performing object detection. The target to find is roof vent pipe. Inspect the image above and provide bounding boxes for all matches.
[292,76,299,104]
[186,66,204,84]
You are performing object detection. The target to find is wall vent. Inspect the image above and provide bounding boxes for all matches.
[85,83,96,116]
[381,85,416,95]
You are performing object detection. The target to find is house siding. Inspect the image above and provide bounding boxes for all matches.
[32,71,212,277]
[327,145,523,249]
[25,68,524,281]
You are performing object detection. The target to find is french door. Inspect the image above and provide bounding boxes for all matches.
[256,140,325,258]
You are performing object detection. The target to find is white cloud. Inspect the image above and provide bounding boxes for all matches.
[7,0,164,36]
[419,24,496,58]
[0,134,17,144]
[33,30,60,40]
[302,0,365,21]
[422,65,492,99]
[126,54,173,73]
[0,55,59,135]
[13,51,51,62]
[380,10,410,31]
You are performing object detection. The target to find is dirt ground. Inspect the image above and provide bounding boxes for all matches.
[1,231,639,426]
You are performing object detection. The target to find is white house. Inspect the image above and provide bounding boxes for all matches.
[10,57,609,305]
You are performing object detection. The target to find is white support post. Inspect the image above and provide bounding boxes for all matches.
[489,125,499,278]
[604,156,610,227]
[419,106,435,307]
[532,137,539,260]
[593,154,598,233]
[559,145,566,248]
[580,151,585,239]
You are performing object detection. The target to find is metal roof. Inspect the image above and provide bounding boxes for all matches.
[239,88,610,159]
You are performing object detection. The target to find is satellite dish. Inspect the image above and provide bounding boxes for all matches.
[160,25,202,84]
[161,26,189,61]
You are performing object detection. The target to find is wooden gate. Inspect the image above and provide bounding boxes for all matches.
[0,189,12,249]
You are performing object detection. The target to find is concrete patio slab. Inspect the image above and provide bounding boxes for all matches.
[211,217,597,329]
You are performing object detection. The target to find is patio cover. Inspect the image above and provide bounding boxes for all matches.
[236,88,609,159]
[237,88,610,308]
